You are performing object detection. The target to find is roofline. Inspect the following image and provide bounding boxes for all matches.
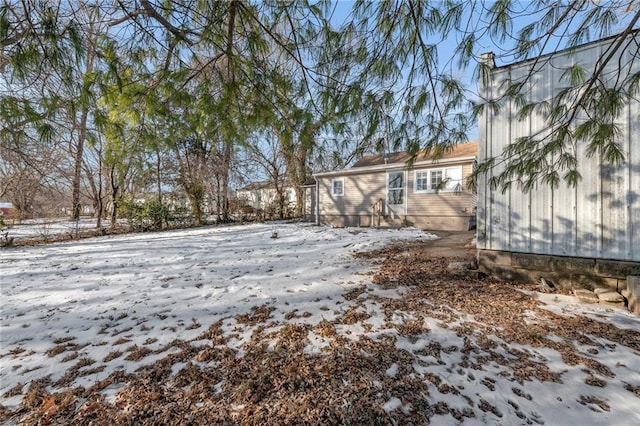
[313,155,477,178]
[486,28,640,72]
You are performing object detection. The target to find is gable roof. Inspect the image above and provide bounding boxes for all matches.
[313,141,477,179]
[352,141,478,168]
[238,180,290,192]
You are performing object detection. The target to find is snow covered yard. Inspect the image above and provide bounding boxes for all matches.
[1,222,639,425]
[1,218,107,242]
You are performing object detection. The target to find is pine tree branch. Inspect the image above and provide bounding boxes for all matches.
[139,0,193,45]
[105,9,148,28]
[564,10,640,126]
[407,0,445,135]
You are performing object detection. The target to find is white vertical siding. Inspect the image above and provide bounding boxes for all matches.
[548,52,578,257]
[476,67,490,249]
[630,48,640,257]
[510,64,533,254]
[575,133,601,258]
[479,33,640,262]
[479,66,508,251]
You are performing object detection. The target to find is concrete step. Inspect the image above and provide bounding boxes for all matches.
[573,288,599,304]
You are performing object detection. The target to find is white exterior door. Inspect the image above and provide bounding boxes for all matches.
[386,170,406,216]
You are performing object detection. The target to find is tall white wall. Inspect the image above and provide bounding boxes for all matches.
[478,33,640,262]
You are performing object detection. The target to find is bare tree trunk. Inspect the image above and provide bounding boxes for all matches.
[278,191,286,219]
[219,141,232,222]
[109,166,119,229]
[96,154,104,229]
[187,188,203,226]
[155,149,167,228]
[156,150,162,203]
[280,130,309,218]
[217,1,237,223]
[83,154,104,228]
[214,173,222,221]
[71,37,95,221]
[71,107,88,220]
[291,145,307,218]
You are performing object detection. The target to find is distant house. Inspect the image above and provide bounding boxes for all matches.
[310,142,478,230]
[477,31,640,289]
[236,181,297,218]
[59,204,94,217]
[0,202,15,219]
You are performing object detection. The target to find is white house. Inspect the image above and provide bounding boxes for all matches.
[235,181,297,218]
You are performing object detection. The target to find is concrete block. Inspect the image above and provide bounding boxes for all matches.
[514,268,546,285]
[553,275,582,291]
[479,250,512,266]
[553,275,617,291]
[552,257,596,273]
[596,290,625,305]
[627,276,640,315]
[512,253,552,271]
[596,260,640,279]
[594,277,619,290]
[479,265,529,283]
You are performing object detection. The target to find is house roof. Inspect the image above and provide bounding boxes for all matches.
[313,141,477,178]
[351,141,478,168]
[238,181,280,191]
[238,180,299,192]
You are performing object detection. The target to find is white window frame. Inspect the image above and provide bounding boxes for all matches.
[331,178,344,196]
[414,166,463,193]
[414,170,430,192]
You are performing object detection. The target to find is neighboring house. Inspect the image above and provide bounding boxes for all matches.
[311,142,478,230]
[301,178,317,222]
[0,202,15,219]
[477,31,640,289]
[59,204,94,217]
[236,181,297,216]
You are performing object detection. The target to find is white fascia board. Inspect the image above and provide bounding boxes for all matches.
[313,156,476,178]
